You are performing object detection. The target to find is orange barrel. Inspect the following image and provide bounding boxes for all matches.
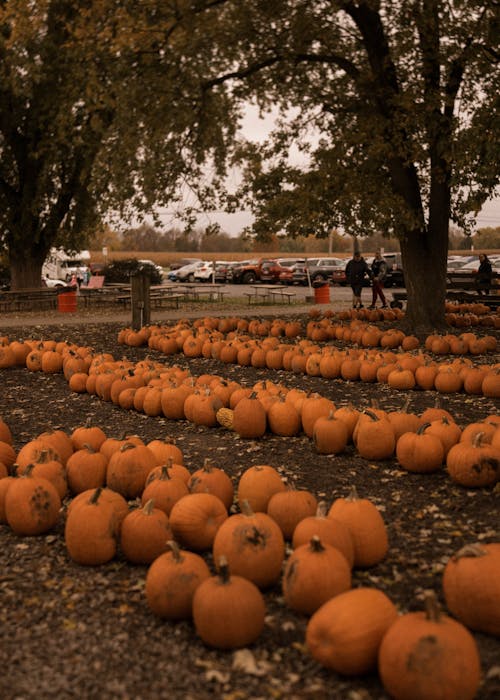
[58,290,77,312]
[314,283,330,304]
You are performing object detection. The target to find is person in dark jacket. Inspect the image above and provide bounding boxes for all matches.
[345,251,371,309]
[476,254,492,295]
[368,249,388,309]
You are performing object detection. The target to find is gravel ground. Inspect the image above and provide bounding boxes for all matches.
[0,306,499,700]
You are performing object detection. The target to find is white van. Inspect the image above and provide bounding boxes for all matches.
[42,248,91,281]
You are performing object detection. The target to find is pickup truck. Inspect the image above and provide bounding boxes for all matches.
[228,258,278,284]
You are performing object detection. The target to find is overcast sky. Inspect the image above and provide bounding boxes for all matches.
[164,104,500,236]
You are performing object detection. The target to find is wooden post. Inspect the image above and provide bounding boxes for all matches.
[130,271,151,330]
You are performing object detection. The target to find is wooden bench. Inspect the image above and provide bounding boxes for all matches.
[0,287,60,312]
[391,270,500,310]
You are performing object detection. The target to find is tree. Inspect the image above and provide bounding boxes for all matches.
[214,0,499,331]
[0,1,240,288]
[473,227,500,249]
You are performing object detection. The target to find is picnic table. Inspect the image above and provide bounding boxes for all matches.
[244,285,297,305]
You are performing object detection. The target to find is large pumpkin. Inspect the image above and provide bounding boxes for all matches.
[306,587,398,674]
[442,542,500,637]
[378,592,481,700]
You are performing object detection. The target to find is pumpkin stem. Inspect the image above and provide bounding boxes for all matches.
[417,422,431,435]
[119,442,137,453]
[309,535,325,552]
[363,409,380,422]
[423,591,442,623]
[89,487,103,505]
[202,458,214,472]
[240,499,255,517]
[142,499,155,515]
[217,555,231,584]
[452,543,487,560]
[21,463,35,477]
[315,501,328,518]
[166,540,183,562]
[472,432,485,448]
[345,485,359,502]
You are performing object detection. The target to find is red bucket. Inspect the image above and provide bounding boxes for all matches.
[314,283,330,304]
[58,291,77,313]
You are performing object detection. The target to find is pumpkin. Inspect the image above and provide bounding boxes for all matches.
[354,409,396,461]
[328,486,388,568]
[106,442,158,499]
[14,438,60,470]
[301,394,336,438]
[169,492,228,551]
[65,487,128,565]
[378,592,481,700]
[145,540,211,620]
[188,459,234,510]
[192,556,266,649]
[267,395,301,437]
[36,428,74,465]
[446,432,499,487]
[0,417,13,445]
[70,420,107,451]
[306,587,398,674]
[120,499,173,564]
[14,449,68,499]
[212,500,285,589]
[237,464,286,512]
[396,423,445,473]
[291,501,355,568]
[333,403,360,442]
[141,465,189,515]
[386,398,421,441]
[4,466,61,535]
[282,536,351,615]
[442,542,500,637]
[231,391,267,439]
[313,411,349,455]
[145,457,191,486]
[423,416,462,456]
[0,475,15,523]
[267,488,318,540]
[66,445,108,494]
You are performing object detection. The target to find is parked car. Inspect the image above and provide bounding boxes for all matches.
[376,252,404,287]
[138,259,165,280]
[293,258,345,286]
[167,260,206,282]
[278,259,307,285]
[194,261,227,282]
[259,258,306,284]
[168,257,202,271]
[291,258,322,285]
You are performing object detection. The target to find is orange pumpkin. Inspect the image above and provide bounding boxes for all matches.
[443,543,500,637]
[378,592,481,700]
[192,557,265,649]
[282,536,351,614]
[306,587,398,674]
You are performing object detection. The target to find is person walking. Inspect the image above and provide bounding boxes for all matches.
[476,254,492,295]
[345,250,371,309]
[369,249,388,309]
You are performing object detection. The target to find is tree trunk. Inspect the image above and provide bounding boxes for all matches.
[9,235,48,290]
[399,220,448,334]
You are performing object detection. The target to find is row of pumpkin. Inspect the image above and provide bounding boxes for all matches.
[0,417,497,700]
[114,318,500,397]
[0,330,499,487]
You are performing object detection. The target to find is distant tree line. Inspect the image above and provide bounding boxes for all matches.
[88,223,500,255]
